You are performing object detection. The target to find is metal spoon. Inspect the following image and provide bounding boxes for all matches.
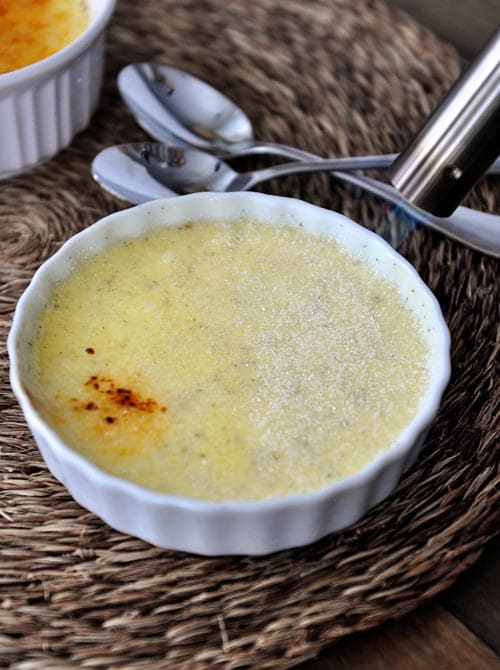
[92,142,500,257]
[117,63,500,173]
[116,62,500,254]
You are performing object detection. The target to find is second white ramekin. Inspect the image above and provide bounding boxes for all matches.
[0,0,116,179]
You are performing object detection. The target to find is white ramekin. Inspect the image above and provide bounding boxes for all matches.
[0,0,116,179]
[8,193,451,555]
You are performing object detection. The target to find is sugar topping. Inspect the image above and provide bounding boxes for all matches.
[28,220,430,501]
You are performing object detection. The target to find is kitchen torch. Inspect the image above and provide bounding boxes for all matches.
[390,27,500,218]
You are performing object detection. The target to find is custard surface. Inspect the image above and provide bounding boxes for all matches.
[28,220,430,501]
[0,0,89,74]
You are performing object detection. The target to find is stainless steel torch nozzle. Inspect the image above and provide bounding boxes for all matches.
[390,27,500,218]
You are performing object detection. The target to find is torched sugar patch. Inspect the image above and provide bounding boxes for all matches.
[1,0,89,74]
[27,219,430,501]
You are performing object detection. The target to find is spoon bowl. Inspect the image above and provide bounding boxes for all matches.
[118,63,254,157]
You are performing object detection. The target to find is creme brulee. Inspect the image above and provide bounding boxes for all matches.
[0,0,89,74]
[27,220,430,501]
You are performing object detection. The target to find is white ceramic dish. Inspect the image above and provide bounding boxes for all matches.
[0,0,116,179]
[8,193,451,555]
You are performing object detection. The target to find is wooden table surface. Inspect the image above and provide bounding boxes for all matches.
[298,535,500,669]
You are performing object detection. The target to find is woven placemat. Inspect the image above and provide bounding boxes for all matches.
[1,0,499,668]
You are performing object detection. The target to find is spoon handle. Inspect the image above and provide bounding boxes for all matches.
[239,141,500,175]
[241,159,500,257]
[331,172,500,258]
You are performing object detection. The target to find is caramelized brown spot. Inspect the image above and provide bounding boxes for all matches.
[85,347,95,354]
[72,374,168,422]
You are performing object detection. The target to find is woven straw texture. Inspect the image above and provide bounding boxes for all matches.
[1,1,499,668]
